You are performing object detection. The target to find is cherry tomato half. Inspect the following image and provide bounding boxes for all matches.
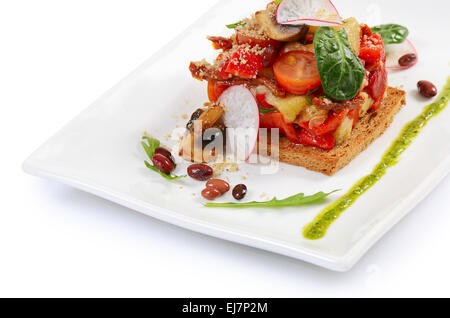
[273,50,321,95]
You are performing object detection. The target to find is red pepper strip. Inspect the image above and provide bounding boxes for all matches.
[359,33,385,64]
[255,93,275,109]
[367,62,387,111]
[207,36,233,51]
[207,81,229,102]
[360,24,373,37]
[299,128,335,151]
[298,109,349,136]
[260,112,301,144]
[225,46,264,79]
[216,54,232,80]
[348,108,360,128]
[260,112,336,150]
[312,109,348,136]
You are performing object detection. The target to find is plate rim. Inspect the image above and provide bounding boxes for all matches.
[21,154,450,272]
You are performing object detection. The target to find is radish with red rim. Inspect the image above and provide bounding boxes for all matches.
[385,39,418,70]
[218,86,260,162]
[276,0,343,27]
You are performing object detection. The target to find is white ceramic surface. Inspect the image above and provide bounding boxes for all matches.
[23,0,450,271]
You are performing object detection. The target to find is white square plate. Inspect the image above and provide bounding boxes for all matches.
[23,0,450,271]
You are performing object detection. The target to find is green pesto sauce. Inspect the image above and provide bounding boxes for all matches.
[303,77,450,240]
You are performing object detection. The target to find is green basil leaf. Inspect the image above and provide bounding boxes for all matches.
[372,24,409,45]
[314,27,365,101]
[205,190,339,208]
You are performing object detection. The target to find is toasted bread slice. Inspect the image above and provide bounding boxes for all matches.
[259,86,406,176]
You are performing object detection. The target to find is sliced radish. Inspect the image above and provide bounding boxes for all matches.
[276,0,343,27]
[385,39,418,70]
[218,86,260,162]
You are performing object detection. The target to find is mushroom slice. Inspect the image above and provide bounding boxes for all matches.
[197,105,224,131]
[180,105,225,163]
[255,9,308,42]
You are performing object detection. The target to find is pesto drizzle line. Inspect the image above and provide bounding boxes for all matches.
[304,77,450,240]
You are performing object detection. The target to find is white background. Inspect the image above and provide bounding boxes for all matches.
[1,0,450,297]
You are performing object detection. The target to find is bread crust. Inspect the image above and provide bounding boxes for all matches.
[259,87,406,175]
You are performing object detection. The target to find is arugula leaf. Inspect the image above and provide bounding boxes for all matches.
[144,161,185,181]
[305,87,320,105]
[141,136,160,159]
[226,21,245,29]
[372,24,409,45]
[274,0,283,4]
[205,191,339,208]
[259,106,277,114]
[141,136,186,181]
[314,27,365,101]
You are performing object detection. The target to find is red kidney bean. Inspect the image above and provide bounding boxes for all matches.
[206,179,230,194]
[417,80,437,98]
[154,147,175,165]
[398,53,417,67]
[152,154,174,174]
[187,164,213,181]
[232,184,247,201]
[201,187,222,200]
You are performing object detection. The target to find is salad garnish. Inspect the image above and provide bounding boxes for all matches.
[142,136,186,181]
[314,27,365,101]
[276,0,343,27]
[371,24,409,45]
[205,190,338,208]
[259,105,277,114]
[226,20,245,29]
[369,23,417,70]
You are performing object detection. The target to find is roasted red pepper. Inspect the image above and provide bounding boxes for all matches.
[207,81,229,102]
[260,112,336,150]
[255,93,275,110]
[366,63,387,110]
[208,36,233,51]
[260,112,300,144]
[299,109,349,136]
[359,24,386,64]
[348,108,360,128]
[225,46,264,79]
[215,53,232,80]
[359,25,387,111]
[299,128,335,151]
